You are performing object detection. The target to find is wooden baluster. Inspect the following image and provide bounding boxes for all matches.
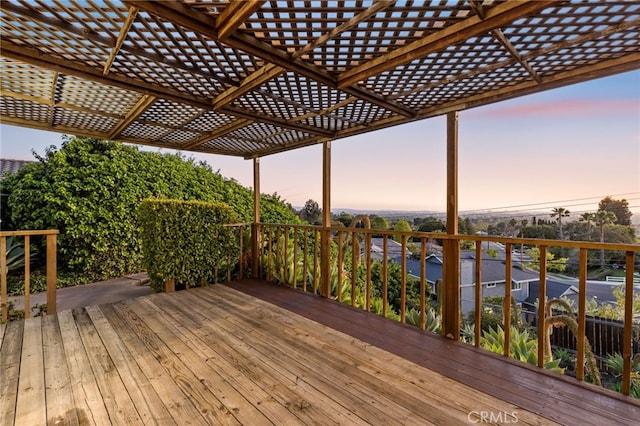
[474,240,482,346]
[400,235,407,323]
[420,237,426,330]
[537,246,548,368]
[576,248,587,380]
[383,236,388,318]
[313,229,319,294]
[503,243,512,357]
[337,231,343,301]
[622,251,635,395]
[351,231,357,307]
[293,227,298,290]
[365,233,372,311]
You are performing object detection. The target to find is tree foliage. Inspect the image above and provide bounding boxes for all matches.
[1,137,298,280]
[299,199,322,225]
[598,196,632,226]
[392,219,412,242]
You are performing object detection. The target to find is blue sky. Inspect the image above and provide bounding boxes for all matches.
[1,70,639,220]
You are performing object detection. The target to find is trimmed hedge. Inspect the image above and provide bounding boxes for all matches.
[1,137,299,281]
[137,199,238,292]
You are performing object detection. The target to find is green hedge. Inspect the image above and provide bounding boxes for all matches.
[1,137,299,281]
[137,199,238,292]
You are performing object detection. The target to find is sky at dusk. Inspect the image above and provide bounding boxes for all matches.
[1,70,639,221]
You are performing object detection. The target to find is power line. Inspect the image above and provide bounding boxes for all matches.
[459,192,640,215]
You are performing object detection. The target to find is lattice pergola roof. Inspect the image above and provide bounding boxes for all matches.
[1,1,639,158]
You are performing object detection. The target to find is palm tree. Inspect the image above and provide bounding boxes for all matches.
[579,212,596,240]
[550,207,570,240]
[594,210,617,266]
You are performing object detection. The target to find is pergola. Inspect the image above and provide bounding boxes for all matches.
[1,0,639,335]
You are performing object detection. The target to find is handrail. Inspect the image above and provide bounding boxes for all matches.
[0,230,59,321]
[226,222,640,397]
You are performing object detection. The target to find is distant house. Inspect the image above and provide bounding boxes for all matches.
[400,248,540,315]
[0,158,34,177]
[367,237,411,262]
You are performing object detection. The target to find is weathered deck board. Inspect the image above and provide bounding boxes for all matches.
[0,320,24,425]
[1,280,638,426]
[228,279,640,426]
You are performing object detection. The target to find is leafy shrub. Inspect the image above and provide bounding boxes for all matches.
[1,137,298,281]
[481,326,564,374]
[138,199,237,291]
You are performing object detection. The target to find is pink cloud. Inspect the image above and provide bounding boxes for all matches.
[467,99,639,119]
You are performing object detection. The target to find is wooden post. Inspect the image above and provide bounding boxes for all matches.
[46,234,57,315]
[320,140,332,297]
[442,111,460,339]
[622,251,635,395]
[1,236,7,322]
[252,157,261,278]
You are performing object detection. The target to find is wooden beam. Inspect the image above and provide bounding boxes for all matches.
[183,118,254,150]
[0,115,109,139]
[442,111,460,340]
[338,1,557,88]
[389,15,640,101]
[216,1,265,40]
[104,6,138,75]
[108,94,156,139]
[1,39,213,109]
[130,0,415,118]
[222,105,334,138]
[213,64,282,111]
[491,28,541,83]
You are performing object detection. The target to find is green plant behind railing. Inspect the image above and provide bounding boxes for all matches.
[5,236,36,272]
[481,326,564,374]
[604,353,640,397]
[137,199,237,291]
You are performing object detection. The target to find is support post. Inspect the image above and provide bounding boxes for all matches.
[320,140,332,297]
[442,111,460,339]
[46,234,57,314]
[252,158,261,278]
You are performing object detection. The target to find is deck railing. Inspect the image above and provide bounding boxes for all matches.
[225,222,640,396]
[0,230,58,321]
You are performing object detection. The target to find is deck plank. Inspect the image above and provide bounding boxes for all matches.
[57,310,111,426]
[14,318,46,426]
[179,290,434,426]
[110,301,243,426]
[227,279,640,425]
[213,284,553,425]
[124,296,280,426]
[0,321,23,426]
[99,304,208,425]
[205,285,555,426]
[151,292,370,426]
[73,309,144,425]
[84,305,175,426]
[136,296,306,426]
[42,314,79,426]
[3,280,638,426]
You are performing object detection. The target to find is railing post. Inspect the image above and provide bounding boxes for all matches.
[442,111,460,339]
[622,251,635,395]
[320,140,332,297]
[46,233,57,315]
[252,157,261,279]
[1,236,7,322]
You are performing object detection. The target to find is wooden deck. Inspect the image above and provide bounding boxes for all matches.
[1,280,638,425]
